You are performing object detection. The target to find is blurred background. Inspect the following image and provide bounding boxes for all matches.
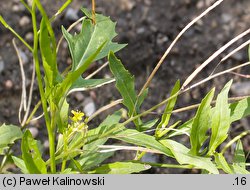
[0,0,249,173]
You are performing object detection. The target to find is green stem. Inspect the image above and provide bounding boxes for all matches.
[221,130,250,155]
[0,16,33,51]
[31,2,55,173]
[50,0,73,22]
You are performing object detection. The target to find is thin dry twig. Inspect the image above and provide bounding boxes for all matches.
[139,0,225,96]
[56,16,85,53]
[182,61,250,92]
[210,39,250,76]
[13,39,36,127]
[98,145,162,154]
[182,28,250,90]
[85,61,109,79]
[88,99,123,121]
[13,39,27,124]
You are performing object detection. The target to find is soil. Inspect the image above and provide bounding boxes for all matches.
[0,0,250,173]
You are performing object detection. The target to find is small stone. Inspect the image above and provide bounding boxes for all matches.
[196,1,205,9]
[12,5,22,12]
[221,13,233,24]
[19,16,30,27]
[43,140,50,149]
[5,80,13,89]
[0,56,4,73]
[75,92,84,101]
[25,32,34,42]
[231,82,250,96]
[83,98,96,117]
[29,127,39,138]
[19,51,29,65]
[120,0,136,11]
[65,8,79,21]
[136,27,145,34]
[156,33,169,45]
[231,52,244,61]
[141,153,158,163]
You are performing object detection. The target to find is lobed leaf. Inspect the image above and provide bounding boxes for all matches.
[21,130,47,174]
[0,124,23,155]
[62,9,126,72]
[108,52,137,116]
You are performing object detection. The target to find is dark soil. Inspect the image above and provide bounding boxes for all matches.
[0,0,249,173]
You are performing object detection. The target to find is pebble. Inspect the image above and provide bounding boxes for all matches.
[83,98,96,117]
[0,56,4,74]
[25,32,34,42]
[19,50,29,65]
[74,92,84,101]
[230,51,244,61]
[43,140,50,149]
[12,4,25,12]
[19,16,31,27]
[29,127,39,138]
[5,80,13,89]
[231,82,250,96]
[221,13,233,24]
[120,0,136,11]
[65,8,79,21]
[141,153,158,163]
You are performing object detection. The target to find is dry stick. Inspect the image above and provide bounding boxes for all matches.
[92,0,96,25]
[98,145,162,154]
[139,0,225,96]
[56,17,85,53]
[181,28,250,90]
[22,58,36,127]
[85,61,109,79]
[88,99,123,122]
[182,61,250,93]
[230,72,250,78]
[13,39,27,124]
[210,38,250,76]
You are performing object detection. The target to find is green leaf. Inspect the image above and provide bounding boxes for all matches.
[21,130,47,174]
[167,119,193,138]
[190,88,214,155]
[156,80,180,131]
[56,99,69,133]
[55,41,106,108]
[12,156,29,174]
[68,78,114,94]
[160,140,219,174]
[87,111,122,139]
[88,162,151,174]
[140,119,159,131]
[230,97,250,122]
[114,129,173,157]
[77,138,114,170]
[231,140,249,174]
[62,10,126,72]
[208,80,232,155]
[233,140,246,169]
[108,52,137,116]
[39,19,58,87]
[214,152,233,174]
[0,124,22,155]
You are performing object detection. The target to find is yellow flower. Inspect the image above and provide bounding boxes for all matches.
[70,110,85,122]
